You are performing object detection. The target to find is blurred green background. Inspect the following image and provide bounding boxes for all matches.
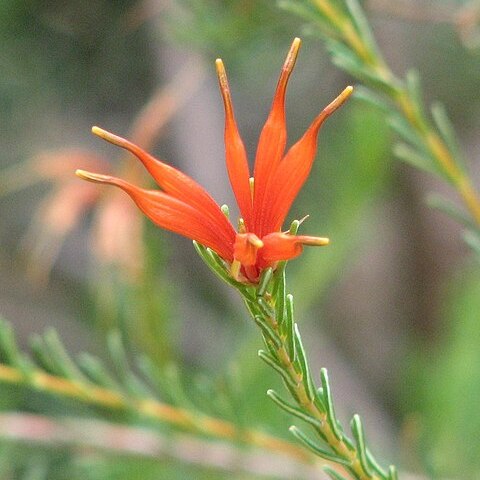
[1,0,480,478]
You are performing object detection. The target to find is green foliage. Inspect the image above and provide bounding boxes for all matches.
[196,243,396,479]
[280,0,480,252]
[163,0,296,65]
[0,317,248,439]
[0,315,313,478]
[2,1,480,478]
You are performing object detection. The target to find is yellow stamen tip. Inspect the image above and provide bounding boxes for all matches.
[238,218,246,234]
[247,234,264,249]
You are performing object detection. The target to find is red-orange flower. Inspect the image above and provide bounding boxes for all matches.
[76,38,352,283]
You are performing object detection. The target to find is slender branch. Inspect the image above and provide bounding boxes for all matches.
[271,337,369,480]
[194,244,394,480]
[0,363,313,465]
[0,412,321,479]
[246,292,382,480]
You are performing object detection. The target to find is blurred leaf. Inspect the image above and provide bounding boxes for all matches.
[393,143,435,176]
[410,268,480,477]
[431,101,467,172]
[427,193,476,230]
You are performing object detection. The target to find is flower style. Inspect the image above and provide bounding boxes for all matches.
[76,38,352,283]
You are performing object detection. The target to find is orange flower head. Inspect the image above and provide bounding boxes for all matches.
[76,38,352,283]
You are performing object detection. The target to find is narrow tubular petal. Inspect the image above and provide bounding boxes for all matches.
[252,38,301,236]
[91,126,234,238]
[75,170,235,260]
[262,86,353,232]
[259,232,329,266]
[216,59,252,226]
[259,232,304,265]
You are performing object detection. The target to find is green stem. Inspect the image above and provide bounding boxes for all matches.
[246,291,383,480]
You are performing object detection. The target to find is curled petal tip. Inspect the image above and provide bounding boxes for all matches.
[324,86,354,115]
[91,125,104,136]
[290,37,302,55]
[298,235,330,246]
[75,169,109,183]
[91,125,113,141]
[306,86,354,134]
[215,58,233,114]
[91,126,128,148]
[215,59,227,84]
[339,85,354,101]
[283,37,302,76]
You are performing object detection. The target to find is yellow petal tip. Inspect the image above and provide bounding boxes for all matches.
[298,235,330,247]
[91,125,106,137]
[284,38,302,73]
[75,169,107,183]
[75,169,91,180]
[215,58,226,78]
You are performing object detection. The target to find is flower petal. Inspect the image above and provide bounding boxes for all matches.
[76,170,235,260]
[216,59,252,227]
[233,233,263,267]
[91,126,234,238]
[259,232,329,266]
[263,86,353,232]
[252,38,301,236]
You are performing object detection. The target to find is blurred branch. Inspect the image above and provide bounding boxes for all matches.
[455,0,480,48]
[0,55,205,288]
[0,412,435,480]
[0,412,320,479]
[281,0,480,248]
[367,0,480,48]
[126,58,207,157]
[366,0,455,24]
[0,363,311,463]
[0,319,316,468]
